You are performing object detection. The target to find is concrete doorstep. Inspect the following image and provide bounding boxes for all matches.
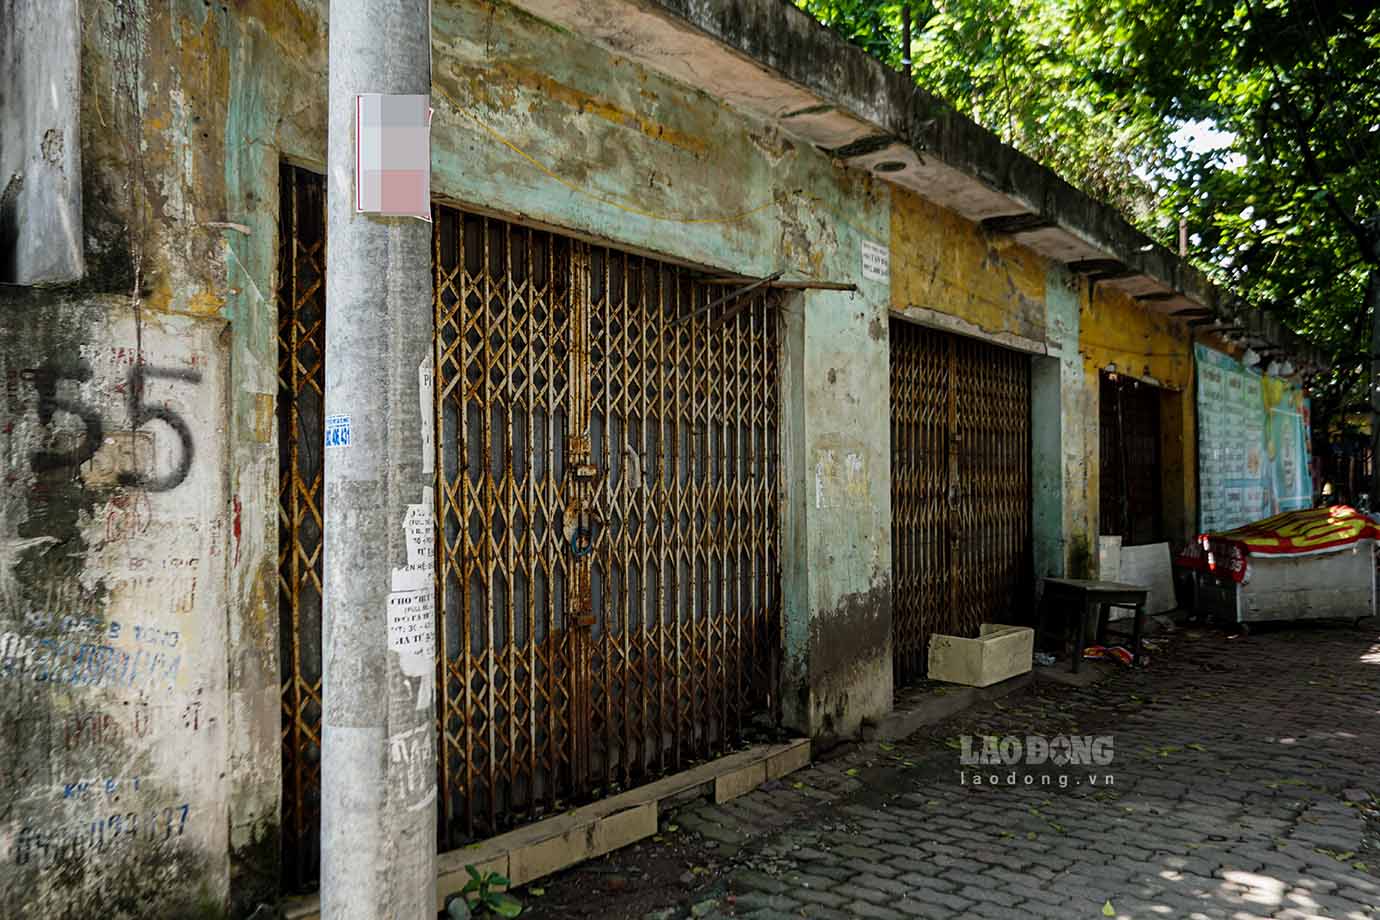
[865,672,1035,743]
[281,740,810,919]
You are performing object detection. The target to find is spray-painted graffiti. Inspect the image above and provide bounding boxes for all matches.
[25,358,202,492]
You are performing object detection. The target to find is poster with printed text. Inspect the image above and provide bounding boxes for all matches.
[1196,344,1313,534]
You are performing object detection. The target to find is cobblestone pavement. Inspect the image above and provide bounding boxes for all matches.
[521,622,1380,920]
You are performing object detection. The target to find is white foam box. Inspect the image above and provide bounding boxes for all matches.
[927,624,1034,687]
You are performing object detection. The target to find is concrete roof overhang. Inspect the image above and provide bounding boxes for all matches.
[508,0,1325,373]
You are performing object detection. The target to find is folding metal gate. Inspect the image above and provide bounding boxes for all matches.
[1098,372,1163,545]
[889,320,1031,686]
[278,165,781,885]
[277,166,326,891]
[432,208,781,846]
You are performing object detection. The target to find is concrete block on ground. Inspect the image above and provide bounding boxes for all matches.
[927,624,1034,687]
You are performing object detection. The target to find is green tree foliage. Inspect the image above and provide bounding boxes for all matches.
[796,0,1175,218]
[796,0,1380,471]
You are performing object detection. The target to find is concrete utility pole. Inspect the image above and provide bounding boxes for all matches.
[322,3,436,918]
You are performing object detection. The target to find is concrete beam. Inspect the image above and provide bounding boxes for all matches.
[507,0,1325,373]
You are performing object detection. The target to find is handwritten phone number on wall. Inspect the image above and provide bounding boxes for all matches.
[12,804,191,869]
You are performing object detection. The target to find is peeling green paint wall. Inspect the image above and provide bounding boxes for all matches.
[1032,265,1092,578]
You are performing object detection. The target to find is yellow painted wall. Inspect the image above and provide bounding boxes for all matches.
[1081,285,1194,390]
[890,188,1047,344]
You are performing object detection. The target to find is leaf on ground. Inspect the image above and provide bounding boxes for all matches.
[488,892,523,918]
[846,768,860,777]
[529,887,545,898]
[1102,899,1116,916]
[1026,831,1037,841]
[880,743,895,751]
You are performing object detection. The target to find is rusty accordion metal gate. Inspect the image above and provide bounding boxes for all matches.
[279,161,781,887]
[277,166,327,890]
[889,320,1031,686]
[432,207,780,847]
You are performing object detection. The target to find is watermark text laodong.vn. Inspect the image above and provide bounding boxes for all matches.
[957,734,1115,788]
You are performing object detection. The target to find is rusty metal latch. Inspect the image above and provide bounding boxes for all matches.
[562,502,601,557]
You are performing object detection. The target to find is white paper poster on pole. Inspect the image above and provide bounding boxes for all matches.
[390,487,435,708]
[419,354,434,474]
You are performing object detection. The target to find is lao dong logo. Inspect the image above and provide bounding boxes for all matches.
[959,735,1114,767]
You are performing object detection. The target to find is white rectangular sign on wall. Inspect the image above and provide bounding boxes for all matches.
[861,239,890,283]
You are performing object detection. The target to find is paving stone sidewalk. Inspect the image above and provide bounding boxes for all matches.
[524,622,1380,920]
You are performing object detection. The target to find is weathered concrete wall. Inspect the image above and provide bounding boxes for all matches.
[780,278,894,741]
[0,0,312,914]
[0,298,230,915]
[1031,266,1092,579]
[0,0,85,284]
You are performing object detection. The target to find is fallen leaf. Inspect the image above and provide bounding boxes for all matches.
[1102,899,1115,916]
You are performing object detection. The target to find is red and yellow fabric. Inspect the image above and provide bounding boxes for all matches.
[1177,506,1380,583]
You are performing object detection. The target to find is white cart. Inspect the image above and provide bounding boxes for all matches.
[1192,539,1376,631]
